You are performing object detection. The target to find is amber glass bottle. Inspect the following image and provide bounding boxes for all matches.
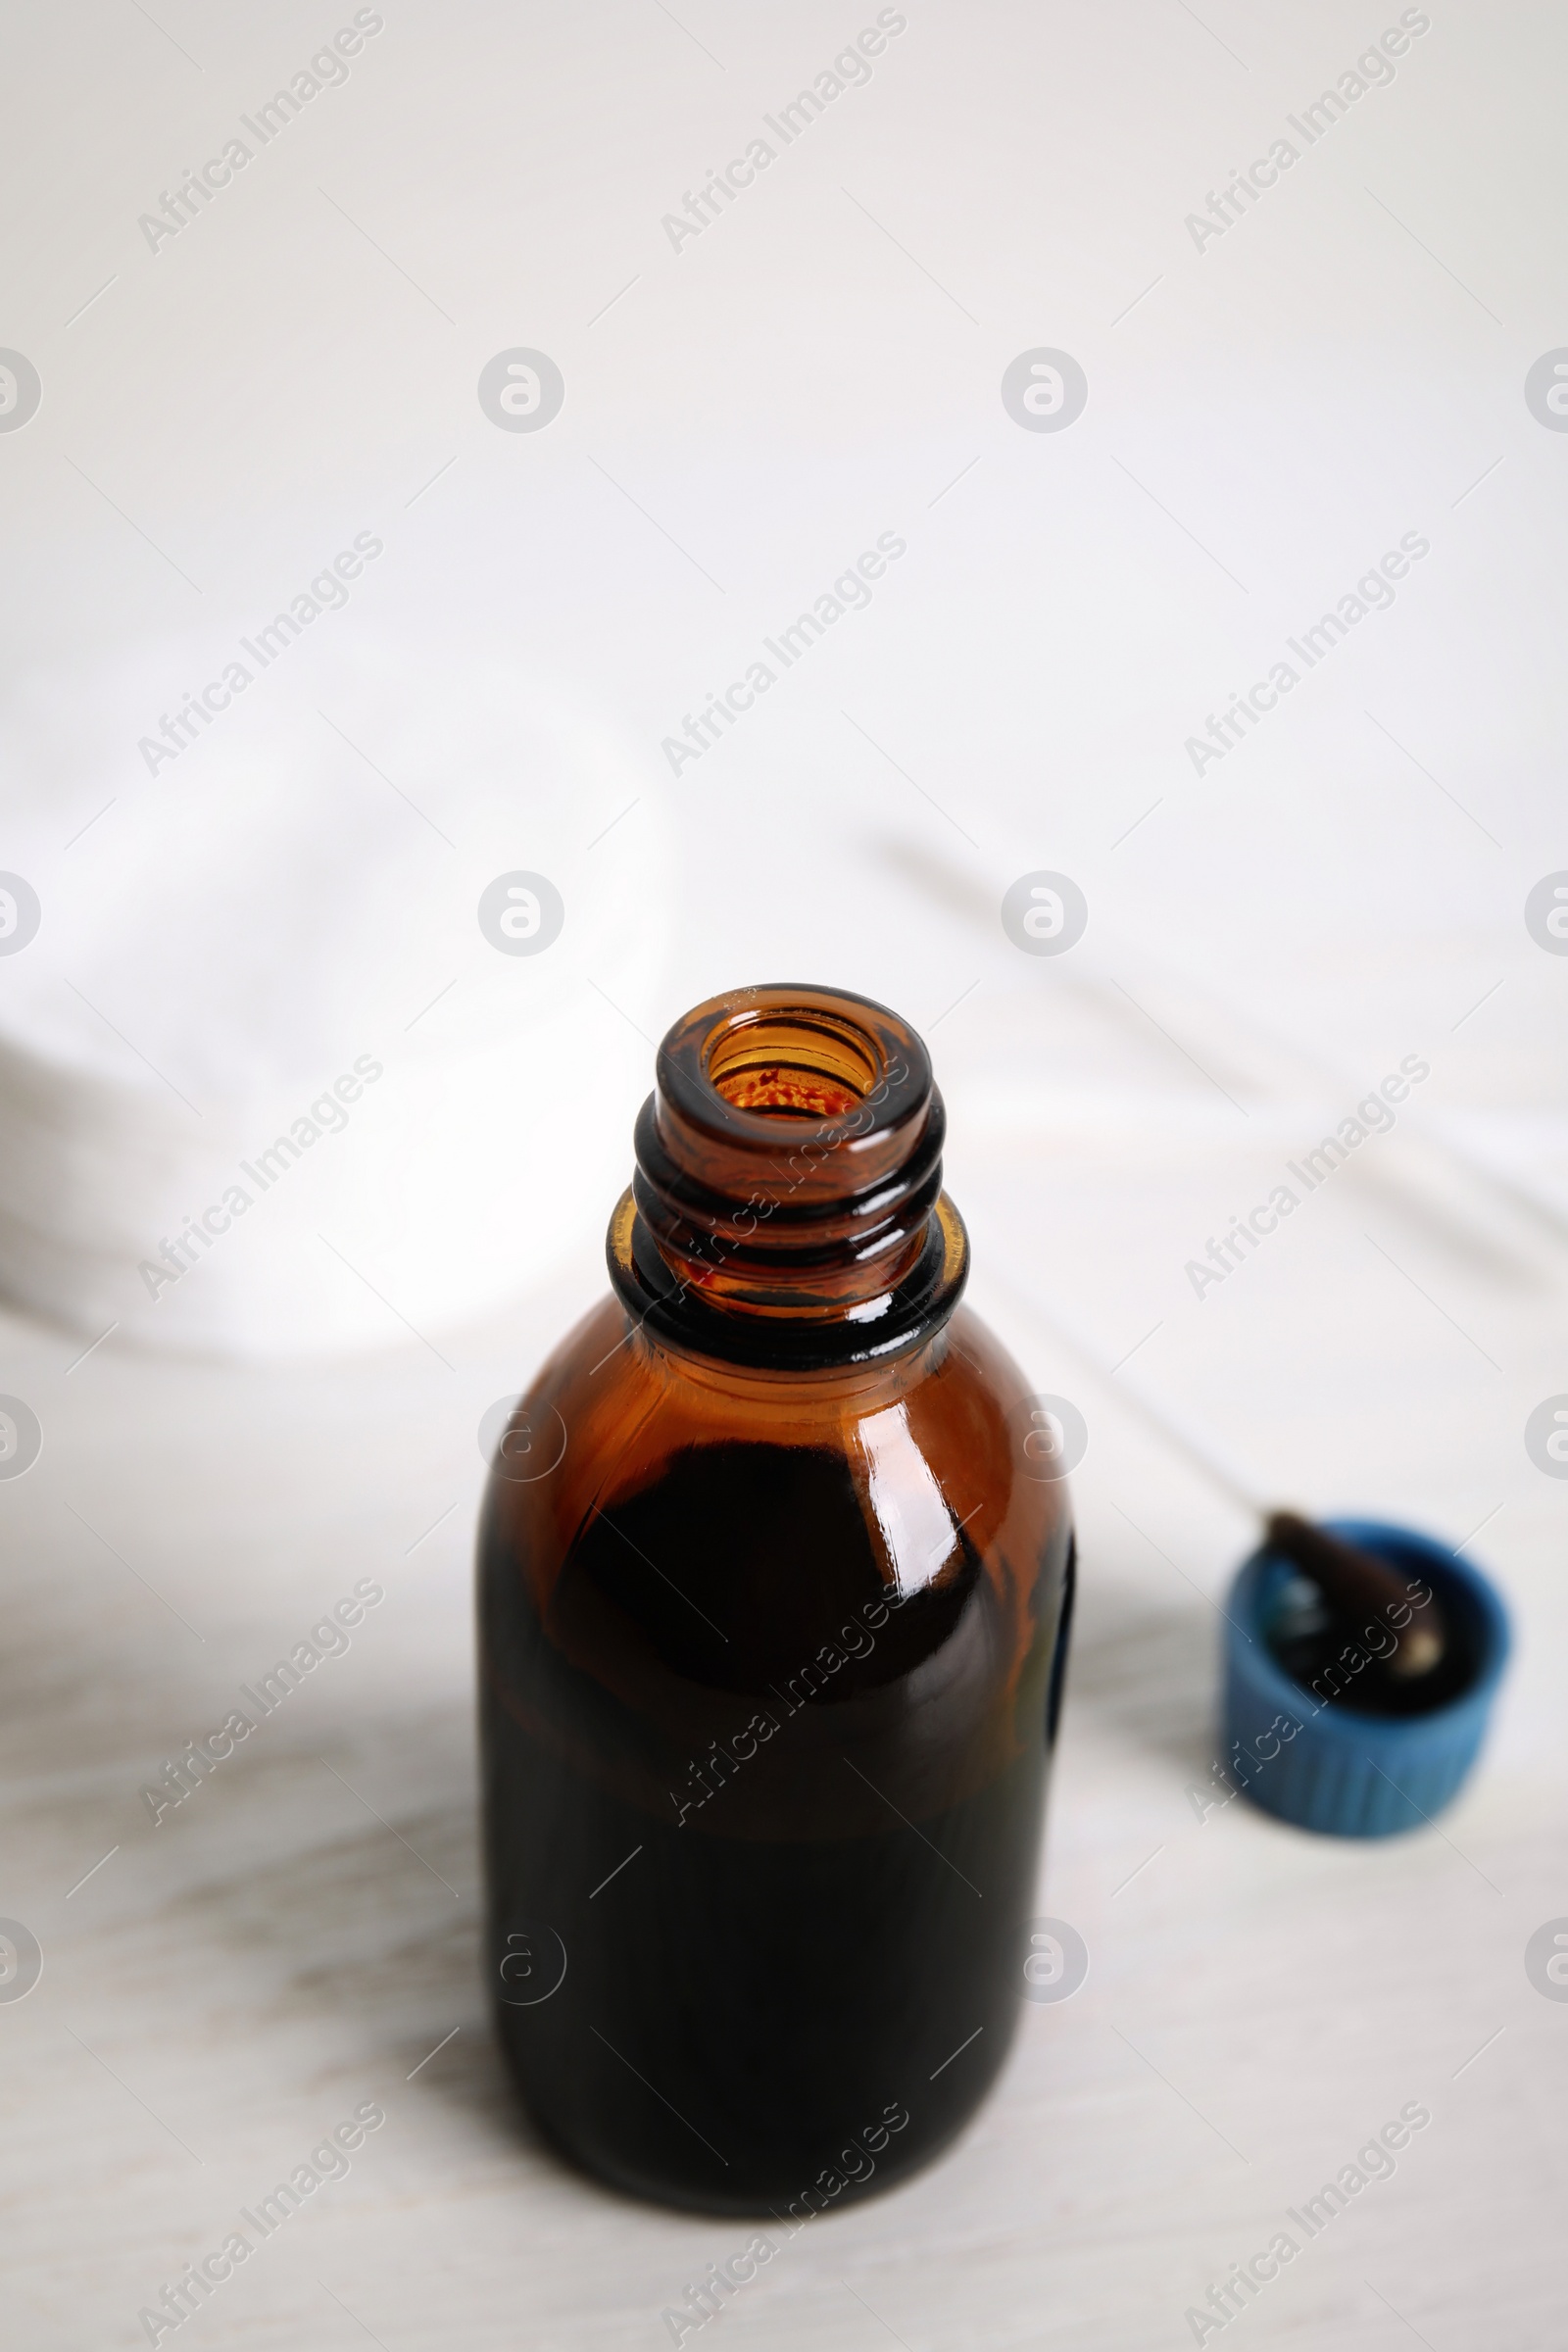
[478,985,1074,2214]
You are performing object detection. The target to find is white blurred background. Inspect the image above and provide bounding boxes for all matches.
[3,0,1565,1349]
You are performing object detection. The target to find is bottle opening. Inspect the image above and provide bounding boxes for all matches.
[610,984,968,1360]
[705,1008,880,1122]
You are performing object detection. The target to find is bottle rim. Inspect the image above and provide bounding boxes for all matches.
[609,984,968,1368]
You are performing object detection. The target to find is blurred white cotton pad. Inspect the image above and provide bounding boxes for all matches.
[0,624,671,1356]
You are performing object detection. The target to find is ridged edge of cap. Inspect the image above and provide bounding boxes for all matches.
[1221,1519,1510,1838]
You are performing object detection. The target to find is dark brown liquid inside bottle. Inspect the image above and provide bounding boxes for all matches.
[478,987,1073,2213]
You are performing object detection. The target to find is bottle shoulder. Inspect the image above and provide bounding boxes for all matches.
[478,1296,1072,1830]
[481,1294,1066,1635]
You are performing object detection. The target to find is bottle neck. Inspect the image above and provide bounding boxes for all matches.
[607,986,968,1371]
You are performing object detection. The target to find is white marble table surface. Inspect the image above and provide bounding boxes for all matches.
[3,1082,1564,2352]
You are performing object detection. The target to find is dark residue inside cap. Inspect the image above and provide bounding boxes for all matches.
[1263,1566,1479,1720]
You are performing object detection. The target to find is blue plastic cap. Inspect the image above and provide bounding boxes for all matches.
[1221,1518,1510,1838]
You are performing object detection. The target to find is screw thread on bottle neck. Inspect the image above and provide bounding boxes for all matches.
[623,985,950,1326]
